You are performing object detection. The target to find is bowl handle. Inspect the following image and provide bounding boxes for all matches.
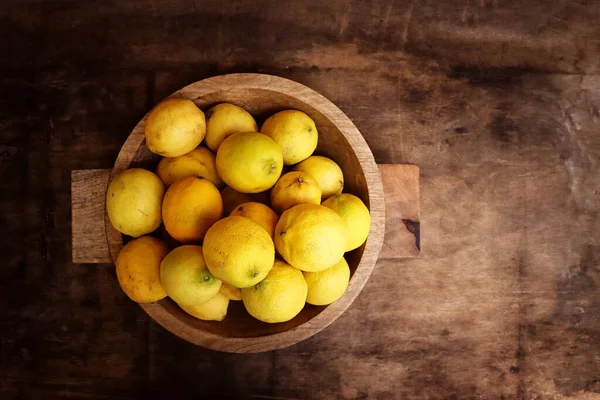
[71,169,113,263]
[71,165,420,264]
[379,164,420,259]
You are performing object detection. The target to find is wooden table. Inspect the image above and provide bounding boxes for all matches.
[2,0,599,398]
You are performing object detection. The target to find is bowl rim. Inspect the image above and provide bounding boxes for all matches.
[105,73,385,353]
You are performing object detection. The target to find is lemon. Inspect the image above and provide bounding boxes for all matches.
[179,292,229,321]
[322,193,370,251]
[145,98,206,157]
[293,156,344,200]
[203,216,275,288]
[230,202,279,238]
[260,110,318,165]
[216,132,283,193]
[106,168,164,237]
[221,186,270,215]
[220,282,242,301]
[160,245,222,306]
[156,146,223,188]
[270,171,321,215]
[116,236,169,303]
[162,176,223,243]
[241,260,307,323]
[304,257,350,306]
[274,204,347,272]
[205,103,258,152]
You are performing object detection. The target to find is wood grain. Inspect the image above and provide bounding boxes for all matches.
[71,170,112,263]
[3,0,600,397]
[380,164,420,259]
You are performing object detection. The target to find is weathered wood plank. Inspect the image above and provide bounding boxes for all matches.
[71,170,112,263]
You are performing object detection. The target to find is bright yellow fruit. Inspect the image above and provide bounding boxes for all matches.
[205,103,258,152]
[270,171,321,215]
[221,186,270,215]
[145,98,206,157]
[220,282,242,301]
[260,110,318,165]
[322,193,371,251]
[274,204,347,272]
[230,202,279,238]
[156,146,223,188]
[293,156,344,200]
[241,260,307,323]
[106,168,164,237]
[304,257,350,306]
[203,216,275,288]
[116,236,169,303]
[179,292,229,321]
[216,132,283,193]
[162,177,223,243]
[160,245,222,306]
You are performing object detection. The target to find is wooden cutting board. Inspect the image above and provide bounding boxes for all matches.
[71,164,419,264]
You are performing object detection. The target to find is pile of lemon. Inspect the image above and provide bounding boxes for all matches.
[107,99,371,323]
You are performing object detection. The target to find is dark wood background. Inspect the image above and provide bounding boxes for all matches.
[2,0,599,398]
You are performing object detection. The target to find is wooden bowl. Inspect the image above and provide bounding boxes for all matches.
[106,73,385,353]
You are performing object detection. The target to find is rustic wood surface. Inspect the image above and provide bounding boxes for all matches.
[71,170,111,263]
[2,0,599,398]
[380,163,421,259]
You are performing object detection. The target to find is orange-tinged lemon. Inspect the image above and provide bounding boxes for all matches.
[162,177,223,243]
[221,186,269,215]
[116,236,169,303]
[230,202,279,238]
[156,146,223,188]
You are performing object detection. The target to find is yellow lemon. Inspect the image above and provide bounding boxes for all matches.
[293,156,344,200]
[216,132,283,193]
[304,257,350,306]
[160,245,221,306]
[274,204,346,272]
[179,292,229,321]
[145,98,206,157]
[220,282,242,301]
[230,202,279,238]
[156,146,223,188]
[322,193,371,251]
[260,110,318,165]
[116,236,169,303]
[106,168,164,237]
[162,176,223,243]
[241,260,307,323]
[270,171,321,215]
[221,186,270,215]
[205,103,258,152]
[203,216,275,288]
